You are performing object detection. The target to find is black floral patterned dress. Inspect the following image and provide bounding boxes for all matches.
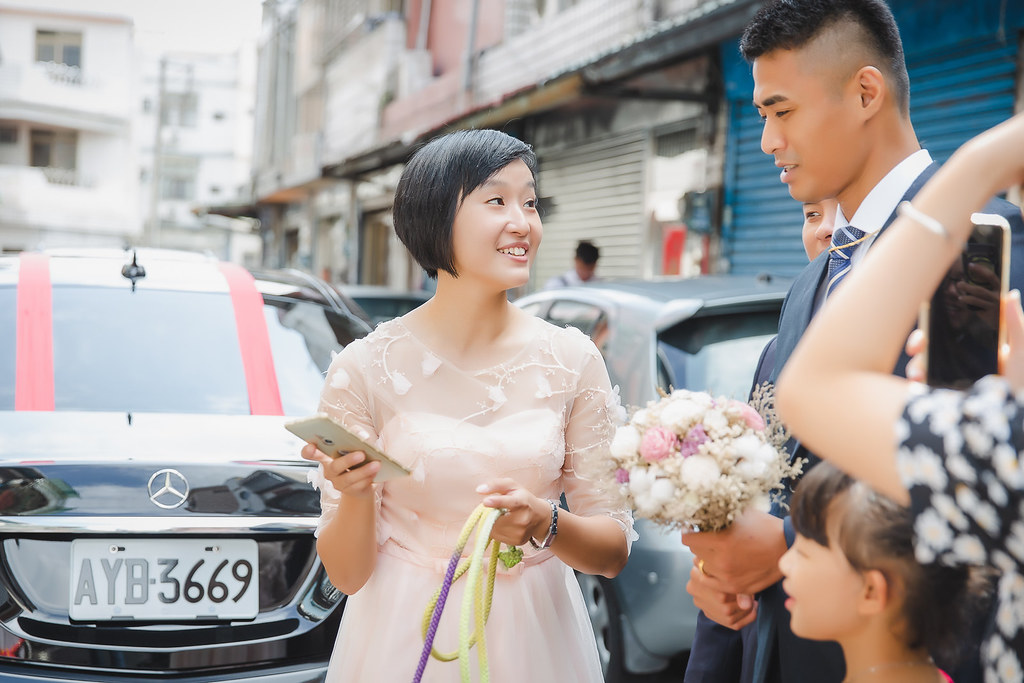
[897,376,1024,683]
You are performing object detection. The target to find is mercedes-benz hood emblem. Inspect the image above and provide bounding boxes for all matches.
[147,469,190,509]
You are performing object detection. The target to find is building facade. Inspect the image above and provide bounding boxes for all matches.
[137,49,261,265]
[251,0,1024,289]
[0,2,139,251]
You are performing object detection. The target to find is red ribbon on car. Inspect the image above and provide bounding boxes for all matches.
[218,262,284,415]
[15,253,54,411]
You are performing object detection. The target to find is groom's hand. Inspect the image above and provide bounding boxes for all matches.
[680,508,786,596]
[686,565,757,630]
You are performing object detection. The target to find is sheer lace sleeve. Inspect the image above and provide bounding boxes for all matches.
[307,340,383,538]
[561,330,637,549]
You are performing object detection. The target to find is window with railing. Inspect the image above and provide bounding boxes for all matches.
[159,155,199,200]
[161,92,199,128]
[30,129,78,184]
[35,30,83,84]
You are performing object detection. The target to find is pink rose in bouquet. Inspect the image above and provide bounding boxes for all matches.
[640,426,678,462]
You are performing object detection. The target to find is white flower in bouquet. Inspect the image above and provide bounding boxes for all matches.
[595,383,804,531]
[610,425,642,460]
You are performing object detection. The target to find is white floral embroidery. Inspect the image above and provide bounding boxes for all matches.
[421,352,442,376]
[535,374,552,399]
[488,385,507,408]
[330,367,351,389]
[391,371,411,395]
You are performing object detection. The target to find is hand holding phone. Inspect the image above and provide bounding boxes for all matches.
[920,212,1011,388]
[286,414,410,482]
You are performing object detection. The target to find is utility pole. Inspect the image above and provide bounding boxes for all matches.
[147,57,167,247]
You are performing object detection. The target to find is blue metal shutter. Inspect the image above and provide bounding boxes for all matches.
[720,25,1019,277]
[908,34,1018,163]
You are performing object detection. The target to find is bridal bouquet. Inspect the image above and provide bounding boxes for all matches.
[602,384,802,531]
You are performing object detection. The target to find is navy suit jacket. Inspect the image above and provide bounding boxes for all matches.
[751,163,1024,683]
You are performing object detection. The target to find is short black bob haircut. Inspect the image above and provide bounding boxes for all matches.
[393,129,537,279]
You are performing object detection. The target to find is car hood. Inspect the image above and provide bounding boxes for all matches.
[0,411,305,463]
[0,411,319,518]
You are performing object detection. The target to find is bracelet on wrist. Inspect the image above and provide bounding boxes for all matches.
[530,499,559,550]
[897,200,951,241]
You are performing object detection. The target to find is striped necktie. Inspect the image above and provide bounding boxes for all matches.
[826,225,867,297]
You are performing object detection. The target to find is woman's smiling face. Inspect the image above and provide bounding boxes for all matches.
[449,159,542,291]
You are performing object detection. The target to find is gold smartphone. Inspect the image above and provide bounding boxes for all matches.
[919,212,1011,389]
[285,413,411,482]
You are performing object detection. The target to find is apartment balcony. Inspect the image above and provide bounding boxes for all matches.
[0,61,131,133]
[382,0,648,140]
[0,165,139,237]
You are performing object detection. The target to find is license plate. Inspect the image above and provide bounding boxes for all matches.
[69,539,259,621]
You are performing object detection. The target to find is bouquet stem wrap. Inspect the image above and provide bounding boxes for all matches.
[412,504,520,683]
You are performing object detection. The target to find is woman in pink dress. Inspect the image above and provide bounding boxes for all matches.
[301,129,635,682]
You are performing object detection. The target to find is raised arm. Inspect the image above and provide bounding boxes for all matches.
[776,112,1024,503]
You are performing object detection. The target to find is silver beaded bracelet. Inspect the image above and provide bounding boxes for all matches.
[897,200,951,240]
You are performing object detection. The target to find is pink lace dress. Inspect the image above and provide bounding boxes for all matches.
[309,315,635,682]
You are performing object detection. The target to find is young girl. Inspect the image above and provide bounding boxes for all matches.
[780,462,986,683]
[300,128,633,681]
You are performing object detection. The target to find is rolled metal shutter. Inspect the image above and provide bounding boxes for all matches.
[908,34,1018,163]
[532,131,647,288]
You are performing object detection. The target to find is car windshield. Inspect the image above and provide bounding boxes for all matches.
[352,294,428,326]
[657,310,779,400]
[0,287,360,415]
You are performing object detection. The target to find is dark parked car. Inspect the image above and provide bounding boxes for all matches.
[335,284,431,326]
[0,248,371,681]
[515,274,790,681]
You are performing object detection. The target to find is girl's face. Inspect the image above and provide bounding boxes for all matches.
[450,159,541,290]
[801,197,838,260]
[779,531,866,641]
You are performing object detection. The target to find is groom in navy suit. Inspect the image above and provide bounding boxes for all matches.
[682,2,1024,682]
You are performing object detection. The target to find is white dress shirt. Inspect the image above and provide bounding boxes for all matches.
[814,149,934,312]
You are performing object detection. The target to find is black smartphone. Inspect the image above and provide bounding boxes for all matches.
[920,212,1011,389]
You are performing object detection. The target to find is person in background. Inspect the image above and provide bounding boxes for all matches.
[545,239,600,289]
[680,1,1024,682]
[776,110,1024,683]
[782,462,984,683]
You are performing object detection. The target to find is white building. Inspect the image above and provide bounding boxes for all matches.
[136,49,261,265]
[0,2,139,251]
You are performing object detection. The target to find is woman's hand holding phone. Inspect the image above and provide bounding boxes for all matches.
[299,443,380,500]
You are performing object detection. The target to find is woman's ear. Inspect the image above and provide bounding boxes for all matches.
[858,568,891,616]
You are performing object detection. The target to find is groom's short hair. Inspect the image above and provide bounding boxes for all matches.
[740,0,910,115]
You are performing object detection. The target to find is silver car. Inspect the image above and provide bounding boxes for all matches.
[516,274,790,681]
